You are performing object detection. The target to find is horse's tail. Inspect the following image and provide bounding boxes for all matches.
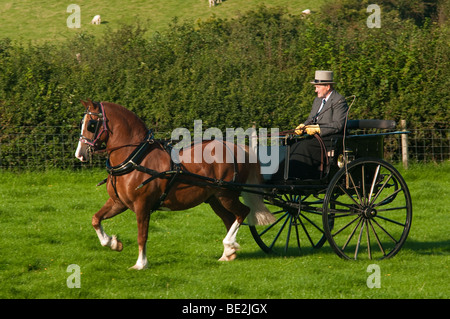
[242,152,276,226]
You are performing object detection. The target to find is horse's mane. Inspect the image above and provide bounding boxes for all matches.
[104,101,148,132]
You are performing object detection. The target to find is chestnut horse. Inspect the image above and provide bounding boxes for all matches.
[75,100,275,269]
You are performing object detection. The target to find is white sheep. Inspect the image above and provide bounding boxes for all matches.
[91,15,101,25]
[209,0,222,7]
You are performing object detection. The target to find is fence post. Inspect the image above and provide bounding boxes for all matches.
[401,120,409,169]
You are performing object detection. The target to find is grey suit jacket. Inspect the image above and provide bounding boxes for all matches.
[304,91,349,137]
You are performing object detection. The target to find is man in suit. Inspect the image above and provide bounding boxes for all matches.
[295,70,348,137]
[289,70,348,179]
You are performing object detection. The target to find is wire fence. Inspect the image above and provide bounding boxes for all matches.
[384,122,449,164]
[0,123,448,170]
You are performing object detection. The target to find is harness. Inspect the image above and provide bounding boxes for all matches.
[105,129,156,176]
[102,131,183,211]
[81,104,240,211]
[102,137,243,211]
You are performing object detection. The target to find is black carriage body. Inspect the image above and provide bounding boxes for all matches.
[260,120,392,184]
[340,134,384,162]
[259,133,384,184]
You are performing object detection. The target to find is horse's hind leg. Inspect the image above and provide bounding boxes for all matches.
[92,198,127,252]
[220,219,241,261]
[209,194,250,261]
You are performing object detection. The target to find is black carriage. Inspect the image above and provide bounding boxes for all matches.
[248,119,412,260]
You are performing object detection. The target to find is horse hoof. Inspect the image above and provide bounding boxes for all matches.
[218,253,237,262]
[111,235,123,252]
[129,263,148,270]
[114,241,123,252]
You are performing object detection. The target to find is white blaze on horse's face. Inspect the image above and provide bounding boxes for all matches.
[75,114,89,162]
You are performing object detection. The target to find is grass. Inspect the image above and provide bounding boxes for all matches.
[1,0,447,302]
[0,163,449,299]
[0,0,324,44]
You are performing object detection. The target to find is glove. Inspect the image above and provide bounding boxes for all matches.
[305,124,320,135]
[294,124,305,135]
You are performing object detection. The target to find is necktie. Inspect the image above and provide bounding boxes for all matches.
[318,98,326,114]
[313,99,326,123]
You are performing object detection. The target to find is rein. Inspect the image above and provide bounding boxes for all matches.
[93,142,142,154]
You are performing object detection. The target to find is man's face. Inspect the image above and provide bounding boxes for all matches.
[314,84,331,99]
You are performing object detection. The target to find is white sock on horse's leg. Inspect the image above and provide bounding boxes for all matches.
[219,220,240,261]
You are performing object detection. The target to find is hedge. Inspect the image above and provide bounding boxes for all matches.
[0,1,449,168]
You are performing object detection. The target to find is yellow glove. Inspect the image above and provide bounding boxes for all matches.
[305,124,320,135]
[294,124,305,135]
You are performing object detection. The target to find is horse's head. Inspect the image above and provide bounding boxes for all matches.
[75,100,109,162]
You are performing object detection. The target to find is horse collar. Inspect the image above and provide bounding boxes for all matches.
[105,130,155,176]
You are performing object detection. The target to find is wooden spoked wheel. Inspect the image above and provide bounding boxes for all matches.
[249,191,330,255]
[322,158,412,260]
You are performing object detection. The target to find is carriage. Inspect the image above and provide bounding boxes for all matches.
[77,100,412,268]
[248,119,412,260]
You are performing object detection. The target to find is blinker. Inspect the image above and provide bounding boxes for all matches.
[87,120,98,133]
[79,118,100,134]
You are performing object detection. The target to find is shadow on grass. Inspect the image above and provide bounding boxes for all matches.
[402,239,450,255]
[237,239,450,261]
[238,246,334,260]
[239,239,450,261]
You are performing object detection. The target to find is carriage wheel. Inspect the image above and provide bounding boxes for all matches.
[323,158,412,260]
[249,191,329,255]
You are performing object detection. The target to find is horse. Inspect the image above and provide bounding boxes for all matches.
[75,100,275,269]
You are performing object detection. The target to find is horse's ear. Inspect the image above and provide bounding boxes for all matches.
[80,99,95,109]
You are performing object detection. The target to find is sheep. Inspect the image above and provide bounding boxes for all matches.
[91,15,101,25]
[209,0,222,7]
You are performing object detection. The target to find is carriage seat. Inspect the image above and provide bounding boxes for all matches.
[346,119,396,130]
[327,119,396,169]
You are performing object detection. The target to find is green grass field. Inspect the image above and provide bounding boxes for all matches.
[0,0,324,43]
[0,163,448,299]
[0,0,448,301]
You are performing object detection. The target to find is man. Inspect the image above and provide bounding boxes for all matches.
[295,70,348,137]
[289,70,348,179]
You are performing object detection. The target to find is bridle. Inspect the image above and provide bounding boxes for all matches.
[79,102,108,152]
[79,101,149,155]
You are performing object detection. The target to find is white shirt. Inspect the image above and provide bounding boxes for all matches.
[317,90,333,114]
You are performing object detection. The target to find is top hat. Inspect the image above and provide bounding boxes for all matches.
[310,70,335,85]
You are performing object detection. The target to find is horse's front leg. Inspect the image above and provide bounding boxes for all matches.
[92,198,127,252]
[130,209,151,270]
